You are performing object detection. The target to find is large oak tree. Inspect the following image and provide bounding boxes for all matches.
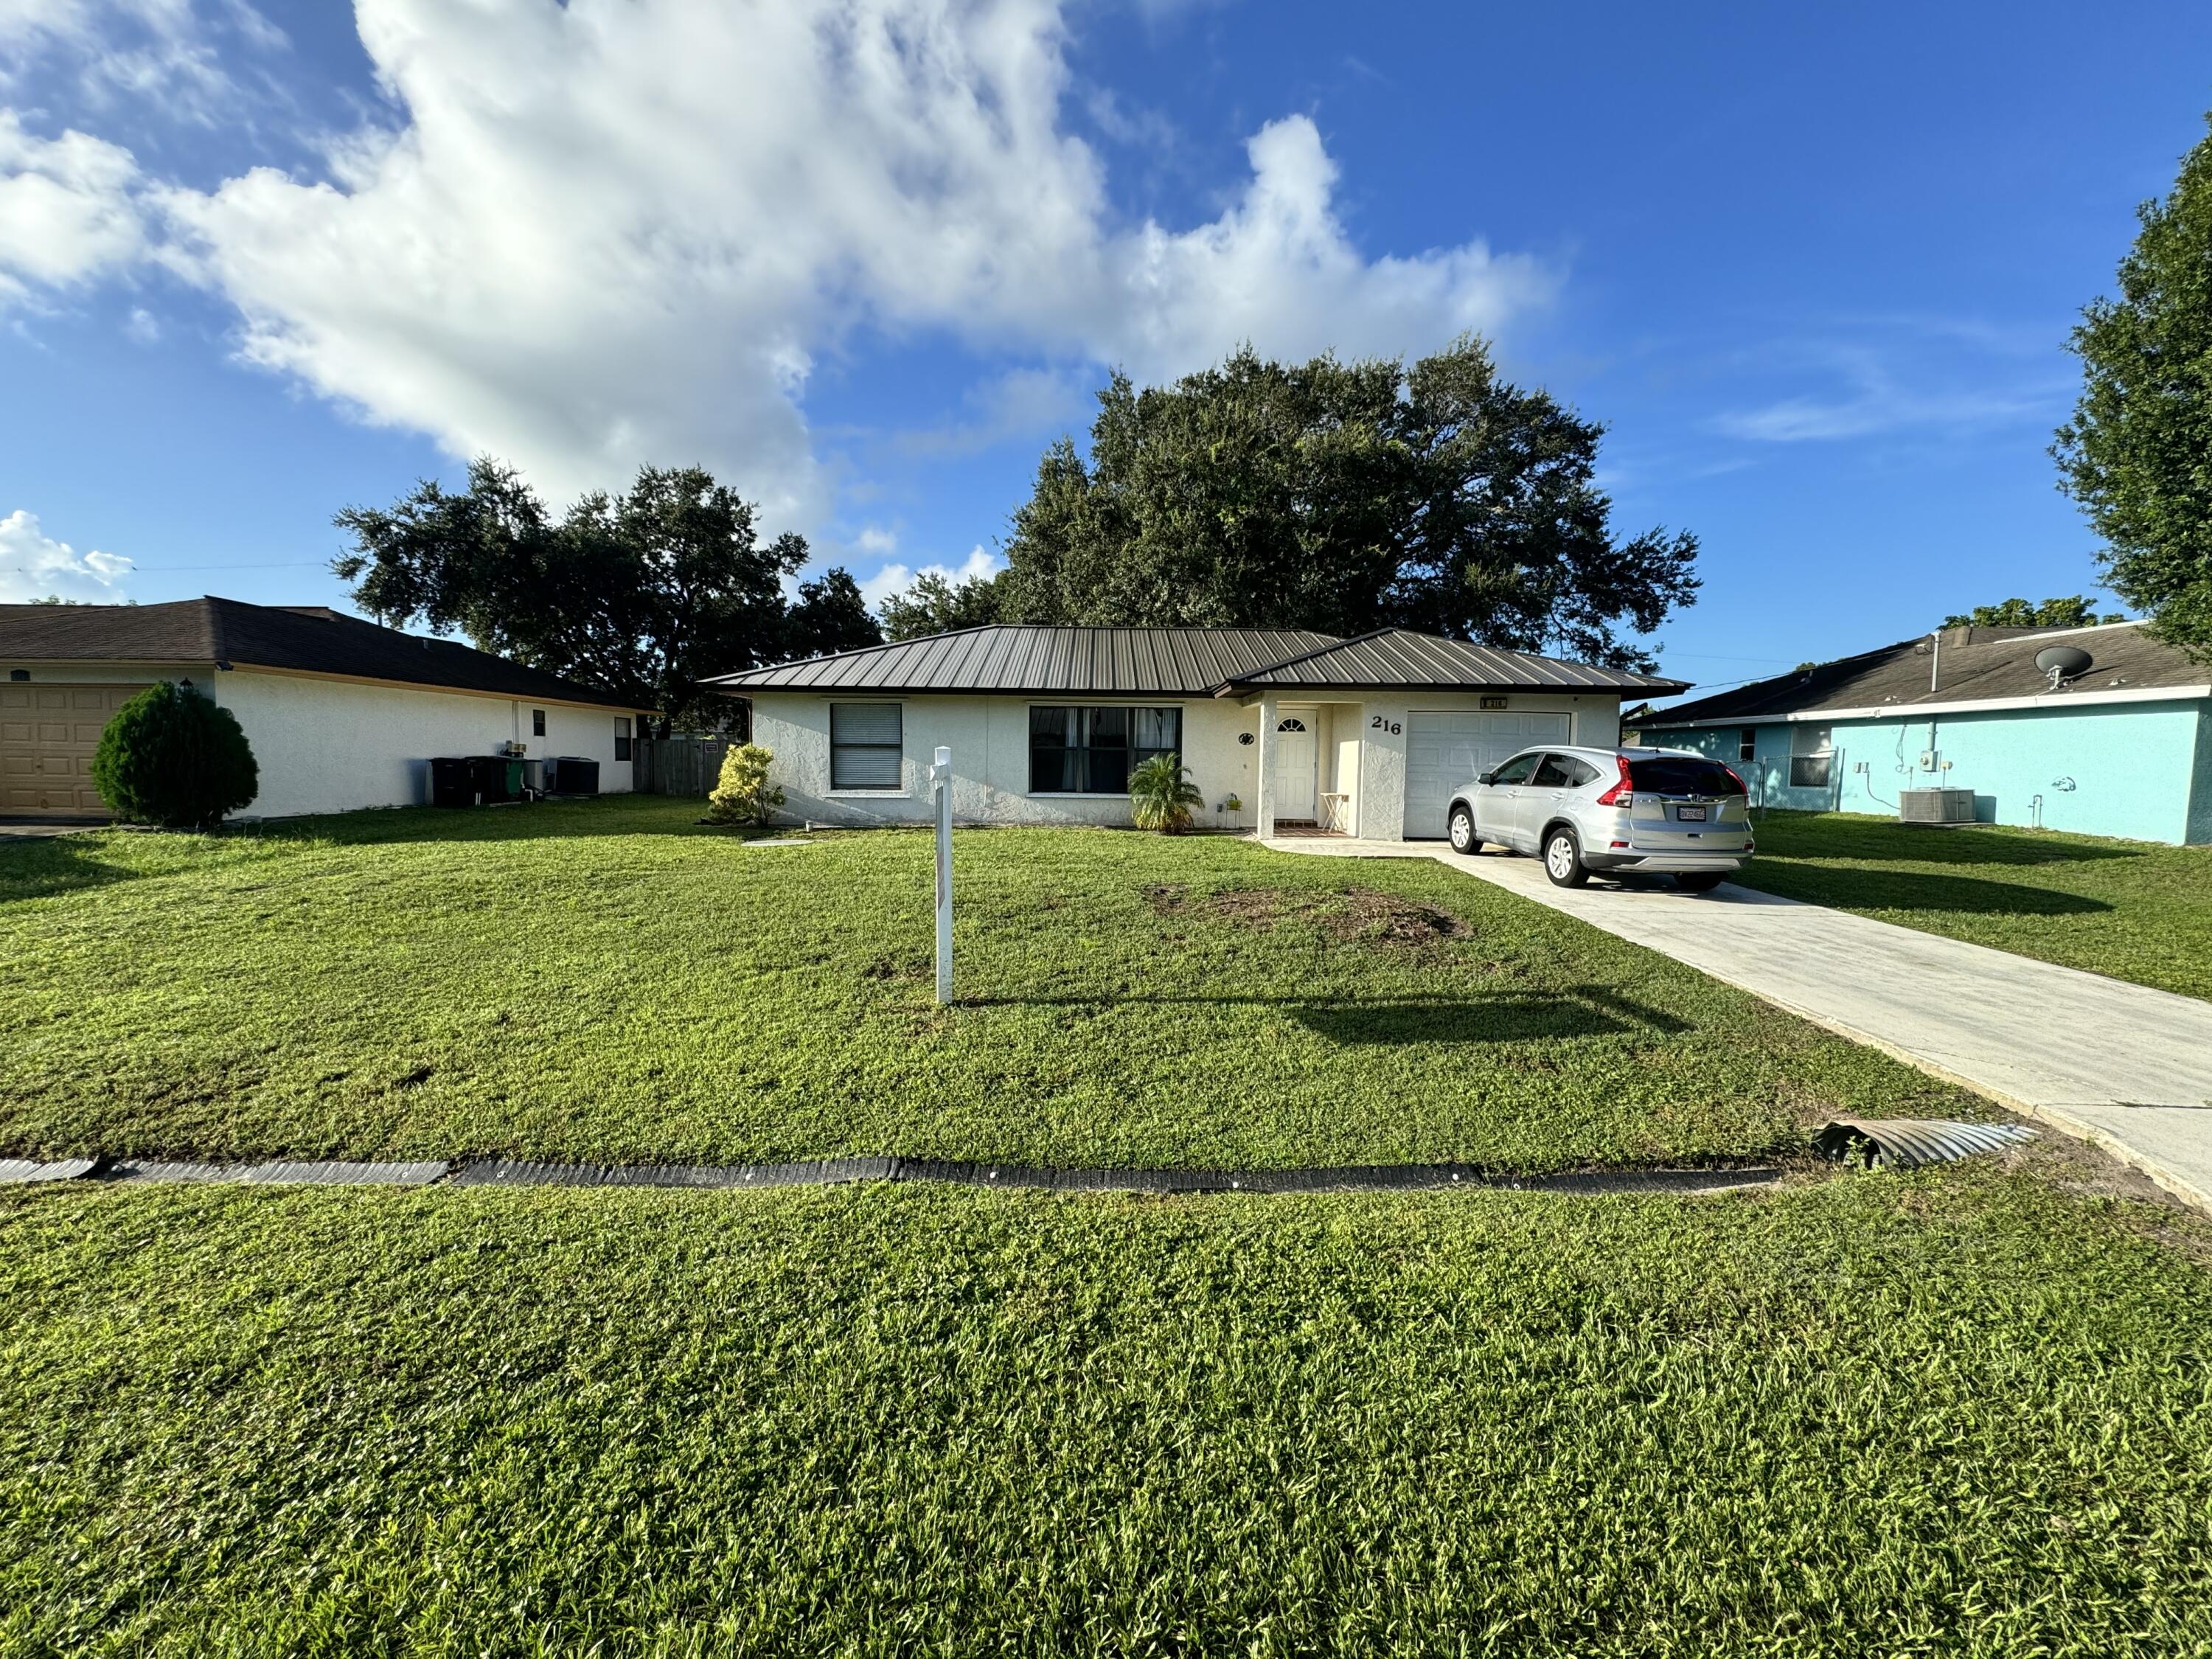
[2056,111,2212,660]
[333,460,879,732]
[995,338,1699,669]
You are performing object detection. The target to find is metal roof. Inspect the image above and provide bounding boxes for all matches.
[0,597,654,710]
[703,626,1340,695]
[1632,619,2200,726]
[1230,628,1687,694]
[704,624,1682,698]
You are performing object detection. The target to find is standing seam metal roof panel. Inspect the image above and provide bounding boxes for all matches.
[704,627,1346,695]
[1229,628,1685,693]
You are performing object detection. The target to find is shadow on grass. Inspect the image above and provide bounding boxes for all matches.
[1745,865,2116,917]
[237,796,733,849]
[0,839,140,903]
[1756,812,2144,868]
[969,985,1691,1044]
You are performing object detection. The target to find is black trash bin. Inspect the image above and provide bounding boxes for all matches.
[430,757,476,807]
[469,755,517,804]
[555,757,599,796]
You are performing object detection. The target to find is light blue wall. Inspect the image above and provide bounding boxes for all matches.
[1644,698,2211,844]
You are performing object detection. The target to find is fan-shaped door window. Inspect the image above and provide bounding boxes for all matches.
[1276,717,1307,732]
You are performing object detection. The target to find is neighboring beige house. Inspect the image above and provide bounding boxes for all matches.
[1,597,652,820]
[708,625,1683,841]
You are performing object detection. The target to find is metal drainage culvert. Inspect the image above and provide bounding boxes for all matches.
[1812,1116,2037,1170]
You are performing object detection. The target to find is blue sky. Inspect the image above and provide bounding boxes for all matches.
[2,1,2209,700]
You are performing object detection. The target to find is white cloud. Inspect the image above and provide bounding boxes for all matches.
[861,543,1001,611]
[133,0,1548,517]
[0,0,278,116]
[1711,341,2067,444]
[853,526,900,555]
[125,303,159,341]
[0,508,133,602]
[0,111,145,304]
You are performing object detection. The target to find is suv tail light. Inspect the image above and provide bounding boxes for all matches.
[1595,754,1635,807]
[1721,763,1748,796]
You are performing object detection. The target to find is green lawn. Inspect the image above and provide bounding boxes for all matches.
[4,1172,2209,1656]
[1733,811,2212,1000]
[0,798,1982,1171]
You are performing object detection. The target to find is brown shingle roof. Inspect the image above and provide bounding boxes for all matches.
[0,597,653,711]
[1633,621,2202,726]
[706,625,1682,697]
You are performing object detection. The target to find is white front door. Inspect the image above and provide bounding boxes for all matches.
[1273,712,1318,821]
[1404,711,1572,839]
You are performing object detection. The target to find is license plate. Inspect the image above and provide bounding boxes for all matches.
[1675,804,1708,821]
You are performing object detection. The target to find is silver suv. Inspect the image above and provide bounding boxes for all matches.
[1445,745,1754,892]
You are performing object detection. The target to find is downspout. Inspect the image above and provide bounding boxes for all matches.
[1928,629,1940,695]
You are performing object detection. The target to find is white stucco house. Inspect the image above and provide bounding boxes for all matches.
[1,597,653,821]
[707,625,1684,841]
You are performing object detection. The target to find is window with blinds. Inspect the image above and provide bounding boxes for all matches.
[830,703,903,789]
[1029,706,1181,793]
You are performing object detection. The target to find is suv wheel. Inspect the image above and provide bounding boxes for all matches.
[1447,804,1481,854]
[1674,872,1727,894]
[1542,825,1589,888]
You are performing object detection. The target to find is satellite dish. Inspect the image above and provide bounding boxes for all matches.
[2036,644,2093,688]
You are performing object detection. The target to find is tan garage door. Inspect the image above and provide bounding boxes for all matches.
[1,684,149,817]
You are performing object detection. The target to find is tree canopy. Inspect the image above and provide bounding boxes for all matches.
[1939,596,2124,630]
[2055,111,2212,660]
[333,460,880,731]
[880,570,1004,641]
[994,339,1698,669]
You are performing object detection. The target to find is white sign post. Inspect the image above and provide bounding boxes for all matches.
[932,745,953,1004]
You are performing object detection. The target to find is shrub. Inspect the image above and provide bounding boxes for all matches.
[707,742,785,827]
[91,681,259,830]
[1130,751,1203,834]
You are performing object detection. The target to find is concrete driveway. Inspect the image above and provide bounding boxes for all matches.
[1270,837,2212,1214]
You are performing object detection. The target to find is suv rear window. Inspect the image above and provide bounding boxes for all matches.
[1628,757,1745,796]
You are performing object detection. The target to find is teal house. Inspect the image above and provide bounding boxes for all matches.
[1630,620,2212,845]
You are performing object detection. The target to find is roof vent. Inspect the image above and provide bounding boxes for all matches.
[2034,644,2093,690]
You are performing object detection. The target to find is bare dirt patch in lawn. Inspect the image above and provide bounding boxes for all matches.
[1145,882,1466,954]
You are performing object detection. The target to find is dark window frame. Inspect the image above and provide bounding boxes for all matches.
[1630,755,1748,796]
[1029,704,1183,796]
[830,702,903,790]
[614,716,632,762]
[1738,727,1756,762]
[532,709,547,737]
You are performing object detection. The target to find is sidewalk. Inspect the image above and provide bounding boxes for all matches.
[1269,838,2212,1214]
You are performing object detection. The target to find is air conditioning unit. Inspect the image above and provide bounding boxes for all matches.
[1899,787,1975,826]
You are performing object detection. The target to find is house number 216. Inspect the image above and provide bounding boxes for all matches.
[1370,716,1402,735]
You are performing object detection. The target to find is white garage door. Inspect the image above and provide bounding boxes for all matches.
[1404,710,1571,839]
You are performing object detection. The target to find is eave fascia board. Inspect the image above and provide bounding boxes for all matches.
[1643,684,2212,725]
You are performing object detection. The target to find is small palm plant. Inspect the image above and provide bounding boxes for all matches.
[1129,751,1203,834]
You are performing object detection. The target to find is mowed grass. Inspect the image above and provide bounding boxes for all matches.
[4,1174,2210,1656]
[1734,811,2212,1001]
[0,799,1980,1169]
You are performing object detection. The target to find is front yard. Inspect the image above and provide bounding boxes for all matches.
[1,797,1982,1170]
[1733,812,2212,1000]
[9,798,2211,1653]
[5,1172,2211,1656]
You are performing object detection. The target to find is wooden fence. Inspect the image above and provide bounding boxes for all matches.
[633,737,730,798]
